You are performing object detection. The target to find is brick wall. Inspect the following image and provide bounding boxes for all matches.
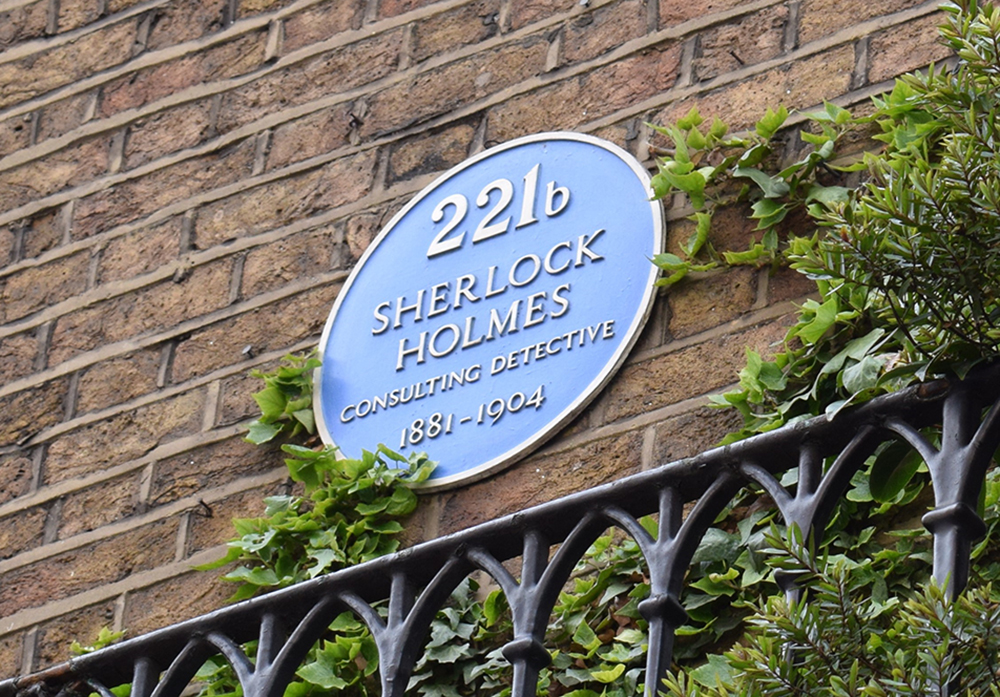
[0,0,950,675]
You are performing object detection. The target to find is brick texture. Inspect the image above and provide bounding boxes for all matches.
[57,471,144,538]
[75,347,163,415]
[43,389,205,484]
[0,1,49,51]
[798,0,927,45]
[411,0,501,65]
[18,208,67,261]
[0,451,34,506]
[0,0,952,677]
[147,436,280,507]
[0,506,47,560]
[0,519,177,617]
[36,92,98,143]
[0,330,39,385]
[280,0,365,52]
[0,22,136,109]
[48,260,234,366]
[32,602,118,671]
[96,218,183,285]
[0,137,111,214]
[692,4,789,81]
[561,0,647,66]
[1,251,91,322]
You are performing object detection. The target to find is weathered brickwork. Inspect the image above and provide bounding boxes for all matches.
[0,0,946,675]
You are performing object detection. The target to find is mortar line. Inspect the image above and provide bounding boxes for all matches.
[0,0,38,13]
[0,12,931,267]
[16,334,316,451]
[0,296,803,521]
[0,0,572,127]
[0,0,621,177]
[0,191,362,336]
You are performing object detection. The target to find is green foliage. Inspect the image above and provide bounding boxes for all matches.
[652,0,1000,447]
[407,578,512,696]
[803,1,1000,370]
[662,528,1000,697]
[648,99,853,286]
[70,627,126,656]
[199,443,434,602]
[192,352,436,696]
[665,458,1000,696]
[245,351,322,445]
[541,525,653,696]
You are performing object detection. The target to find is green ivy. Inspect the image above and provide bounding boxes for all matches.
[198,442,434,601]
[70,627,127,656]
[245,350,322,445]
[652,0,1000,451]
[663,479,1000,696]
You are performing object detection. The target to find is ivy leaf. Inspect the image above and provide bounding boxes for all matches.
[306,549,338,578]
[796,297,839,344]
[735,167,791,199]
[286,455,322,491]
[723,243,770,266]
[483,590,505,627]
[70,627,126,656]
[297,646,351,690]
[222,565,281,587]
[841,354,884,394]
[658,168,707,209]
[689,654,737,689]
[253,385,287,420]
[590,664,626,683]
[739,143,770,167]
[676,106,704,130]
[708,116,728,139]
[757,360,787,391]
[572,620,601,654]
[686,126,707,150]
[425,642,471,663]
[386,486,418,516]
[683,212,712,257]
[807,100,852,124]
[820,329,886,376]
[755,105,788,138]
[245,420,281,445]
[689,568,739,596]
[869,442,924,503]
[806,184,852,206]
[751,199,789,230]
[653,252,686,270]
[292,409,316,433]
[690,528,739,565]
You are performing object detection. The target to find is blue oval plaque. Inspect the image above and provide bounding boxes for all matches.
[315,132,663,490]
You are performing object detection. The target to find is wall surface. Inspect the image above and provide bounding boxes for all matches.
[0,0,950,675]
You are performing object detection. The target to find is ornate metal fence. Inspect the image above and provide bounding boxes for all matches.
[4,364,1000,697]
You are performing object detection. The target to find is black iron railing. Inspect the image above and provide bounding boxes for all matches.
[4,364,1000,697]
